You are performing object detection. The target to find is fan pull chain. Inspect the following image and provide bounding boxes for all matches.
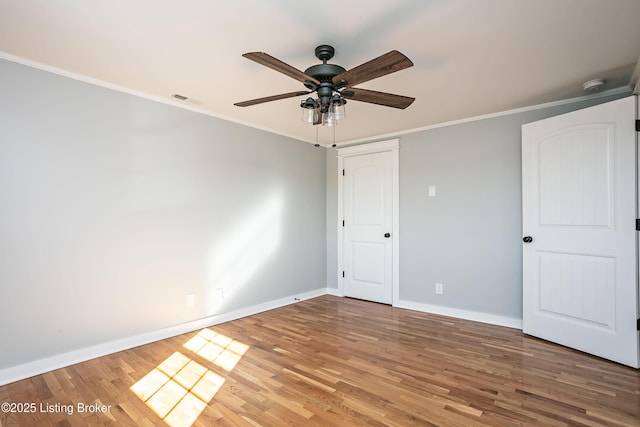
[331,125,337,148]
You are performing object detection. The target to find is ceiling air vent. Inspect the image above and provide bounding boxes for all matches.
[171,93,204,104]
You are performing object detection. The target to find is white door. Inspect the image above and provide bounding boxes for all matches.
[341,146,395,304]
[522,95,638,368]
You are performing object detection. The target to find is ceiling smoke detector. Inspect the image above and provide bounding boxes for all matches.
[582,79,605,92]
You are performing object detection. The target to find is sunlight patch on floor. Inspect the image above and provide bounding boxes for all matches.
[131,330,249,427]
[183,328,249,372]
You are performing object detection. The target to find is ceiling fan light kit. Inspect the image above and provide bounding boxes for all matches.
[235,44,415,127]
[300,97,319,123]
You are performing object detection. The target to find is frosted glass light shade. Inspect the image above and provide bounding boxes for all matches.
[301,107,316,123]
[322,112,336,127]
[330,102,346,120]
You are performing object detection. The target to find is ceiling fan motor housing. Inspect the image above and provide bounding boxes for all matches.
[305,64,346,108]
[304,46,347,110]
[306,45,346,81]
[304,63,346,81]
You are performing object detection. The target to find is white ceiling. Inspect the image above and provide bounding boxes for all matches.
[1,0,639,145]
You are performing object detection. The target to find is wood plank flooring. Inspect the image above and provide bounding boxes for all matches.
[1,295,638,426]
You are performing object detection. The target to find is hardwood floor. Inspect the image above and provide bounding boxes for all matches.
[1,295,638,426]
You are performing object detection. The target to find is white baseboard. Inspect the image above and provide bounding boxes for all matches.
[0,287,327,387]
[394,299,523,330]
[0,289,522,386]
[325,287,343,297]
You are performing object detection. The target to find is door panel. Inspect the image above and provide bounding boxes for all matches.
[538,125,613,228]
[353,165,384,225]
[522,95,638,368]
[537,251,615,328]
[352,242,385,284]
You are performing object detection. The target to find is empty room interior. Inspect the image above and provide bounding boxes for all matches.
[1,1,640,426]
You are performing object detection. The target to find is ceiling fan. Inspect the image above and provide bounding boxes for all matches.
[234,45,415,125]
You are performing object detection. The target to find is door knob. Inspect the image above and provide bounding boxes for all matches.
[522,236,533,243]
[384,233,391,238]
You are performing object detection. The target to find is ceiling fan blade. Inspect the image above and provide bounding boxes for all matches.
[342,87,415,109]
[234,91,310,107]
[332,50,413,87]
[243,52,320,86]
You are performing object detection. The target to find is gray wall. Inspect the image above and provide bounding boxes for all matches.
[0,59,326,370]
[327,91,631,320]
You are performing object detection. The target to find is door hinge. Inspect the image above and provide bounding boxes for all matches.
[637,318,640,331]
[342,169,345,176]
[636,119,640,132]
[342,220,345,227]
[342,271,345,278]
[636,219,640,231]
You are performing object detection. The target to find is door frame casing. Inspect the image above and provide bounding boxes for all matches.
[337,139,400,304]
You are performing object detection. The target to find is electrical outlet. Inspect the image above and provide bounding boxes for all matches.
[435,283,444,294]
